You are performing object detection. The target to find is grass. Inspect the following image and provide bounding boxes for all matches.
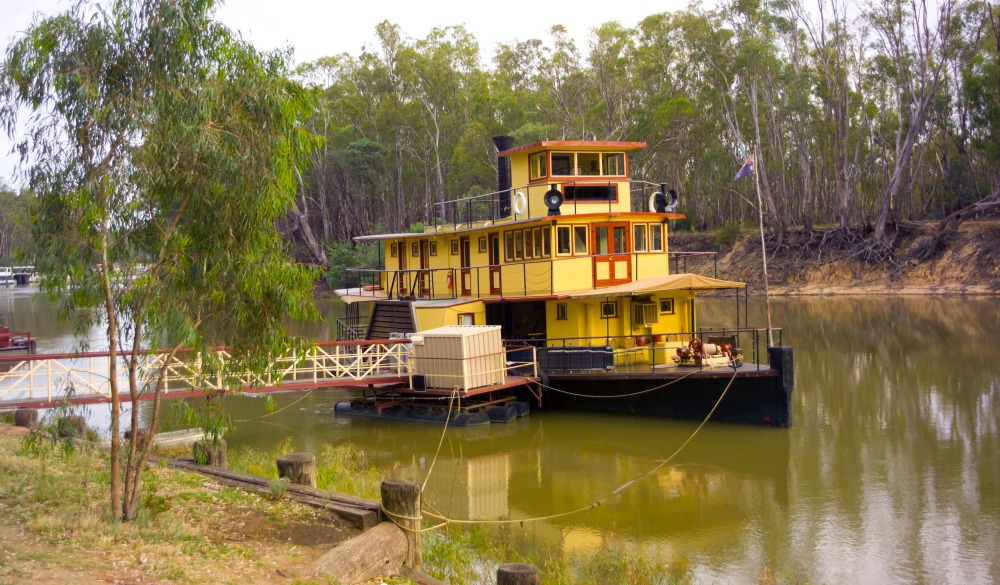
[227,436,389,500]
[0,427,367,584]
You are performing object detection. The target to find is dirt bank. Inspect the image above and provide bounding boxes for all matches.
[671,220,1000,295]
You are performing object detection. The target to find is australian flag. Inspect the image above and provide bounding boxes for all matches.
[734,156,754,181]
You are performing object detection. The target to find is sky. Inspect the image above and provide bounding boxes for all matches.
[0,0,691,187]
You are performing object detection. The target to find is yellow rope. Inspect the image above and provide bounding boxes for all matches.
[236,389,315,422]
[421,389,459,493]
[406,367,740,531]
[533,368,703,399]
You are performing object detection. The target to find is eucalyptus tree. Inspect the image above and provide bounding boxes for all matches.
[0,0,318,521]
[867,0,958,245]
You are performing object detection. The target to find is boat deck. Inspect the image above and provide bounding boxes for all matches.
[547,362,778,380]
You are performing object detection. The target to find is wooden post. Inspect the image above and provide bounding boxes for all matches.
[193,439,227,468]
[497,563,542,585]
[56,415,87,438]
[13,408,38,430]
[381,478,422,570]
[276,452,317,488]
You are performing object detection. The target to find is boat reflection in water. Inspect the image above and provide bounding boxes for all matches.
[313,409,790,559]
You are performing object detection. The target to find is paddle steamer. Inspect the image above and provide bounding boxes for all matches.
[335,137,792,426]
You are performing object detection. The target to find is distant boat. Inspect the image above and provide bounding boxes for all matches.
[0,326,36,353]
[0,268,13,287]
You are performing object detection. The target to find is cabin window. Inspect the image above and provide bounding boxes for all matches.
[479,237,487,253]
[564,185,617,202]
[633,225,647,252]
[595,226,609,255]
[557,226,571,255]
[504,232,514,262]
[556,303,568,320]
[458,313,475,325]
[450,240,459,255]
[529,152,548,180]
[577,152,600,175]
[532,228,542,257]
[600,301,618,318]
[390,243,398,257]
[659,298,675,314]
[603,153,625,176]
[573,226,588,254]
[613,226,628,254]
[523,230,533,259]
[650,224,664,252]
[551,152,574,176]
[542,227,551,256]
[514,231,523,260]
[411,243,419,257]
[429,241,438,256]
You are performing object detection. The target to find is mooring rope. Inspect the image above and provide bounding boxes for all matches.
[236,389,315,422]
[532,367,705,399]
[386,366,740,532]
[420,388,460,494]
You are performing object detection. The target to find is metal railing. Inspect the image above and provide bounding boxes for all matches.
[506,327,781,372]
[344,249,719,302]
[430,180,673,230]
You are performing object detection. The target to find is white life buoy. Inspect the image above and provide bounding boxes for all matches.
[648,192,661,212]
[513,191,527,215]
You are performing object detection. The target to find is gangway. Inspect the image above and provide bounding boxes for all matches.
[0,340,412,410]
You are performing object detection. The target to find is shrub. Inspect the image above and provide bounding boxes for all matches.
[714,220,742,247]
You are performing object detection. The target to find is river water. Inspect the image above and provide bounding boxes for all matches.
[2,287,997,584]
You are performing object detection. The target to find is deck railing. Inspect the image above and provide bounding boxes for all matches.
[343,249,720,302]
[506,327,781,372]
[430,180,672,229]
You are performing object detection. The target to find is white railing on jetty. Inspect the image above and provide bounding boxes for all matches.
[0,340,412,405]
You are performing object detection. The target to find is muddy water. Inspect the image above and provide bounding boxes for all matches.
[2,287,997,584]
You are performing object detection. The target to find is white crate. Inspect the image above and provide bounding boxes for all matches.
[410,325,504,390]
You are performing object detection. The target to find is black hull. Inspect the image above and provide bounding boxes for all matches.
[524,347,794,427]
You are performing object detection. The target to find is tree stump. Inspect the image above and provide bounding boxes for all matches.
[497,563,542,585]
[192,439,227,468]
[56,415,87,438]
[276,452,317,488]
[124,427,151,451]
[13,408,38,430]
[380,478,422,571]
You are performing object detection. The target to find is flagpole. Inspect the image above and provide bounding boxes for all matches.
[753,143,774,347]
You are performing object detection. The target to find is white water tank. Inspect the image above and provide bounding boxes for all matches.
[410,325,504,391]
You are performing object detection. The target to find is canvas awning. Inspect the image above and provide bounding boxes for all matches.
[565,273,745,300]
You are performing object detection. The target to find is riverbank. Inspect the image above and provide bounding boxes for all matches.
[672,219,1000,295]
[0,423,410,585]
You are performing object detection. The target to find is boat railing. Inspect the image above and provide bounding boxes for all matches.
[506,328,780,372]
[345,248,723,302]
[430,180,675,229]
[335,317,369,341]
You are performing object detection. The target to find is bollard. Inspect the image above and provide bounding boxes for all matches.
[497,563,542,585]
[276,452,317,488]
[14,408,38,430]
[380,478,422,570]
[192,439,227,468]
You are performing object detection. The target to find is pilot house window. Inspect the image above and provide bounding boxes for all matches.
[529,152,547,179]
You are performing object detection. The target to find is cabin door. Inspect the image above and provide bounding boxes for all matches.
[592,222,631,286]
[460,237,472,296]
[489,233,502,295]
[395,240,408,297]
[419,241,430,296]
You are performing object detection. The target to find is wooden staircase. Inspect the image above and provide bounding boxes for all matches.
[365,300,415,340]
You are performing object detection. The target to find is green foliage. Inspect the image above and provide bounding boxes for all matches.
[714,221,742,247]
[326,240,383,289]
[268,476,290,500]
[0,0,320,521]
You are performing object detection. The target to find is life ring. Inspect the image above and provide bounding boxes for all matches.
[648,192,662,212]
[689,338,703,352]
[513,191,527,215]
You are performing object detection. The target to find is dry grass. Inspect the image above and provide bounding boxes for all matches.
[0,425,367,584]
